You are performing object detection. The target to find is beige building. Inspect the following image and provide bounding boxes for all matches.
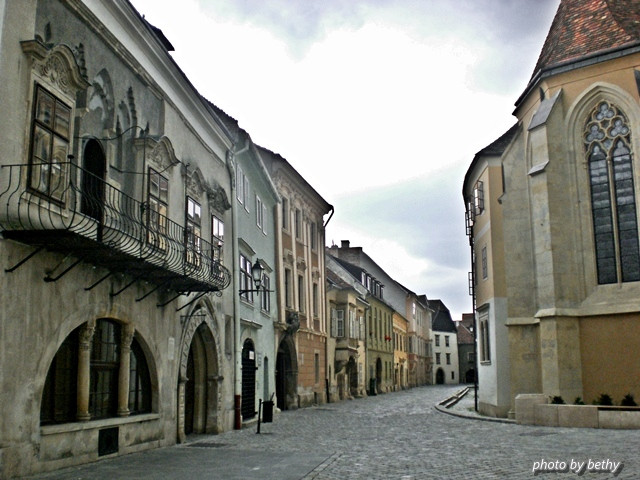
[464,0,640,417]
[260,147,333,409]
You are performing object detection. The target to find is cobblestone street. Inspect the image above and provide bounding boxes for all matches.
[26,385,640,479]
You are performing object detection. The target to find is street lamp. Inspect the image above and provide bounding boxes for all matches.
[239,259,271,294]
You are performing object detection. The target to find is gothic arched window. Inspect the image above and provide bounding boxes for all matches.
[585,101,640,284]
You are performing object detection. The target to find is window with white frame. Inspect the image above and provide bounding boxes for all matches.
[479,311,490,363]
[256,195,263,230]
[240,254,253,302]
[282,197,289,231]
[310,222,317,250]
[473,180,484,216]
[212,215,224,263]
[481,245,488,280]
[260,274,270,312]
[435,335,440,347]
[297,274,305,312]
[285,268,292,308]
[312,283,318,317]
[295,208,301,239]
[445,336,450,347]
[186,197,201,265]
[336,309,345,338]
[236,164,249,210]
[147,168,168,250]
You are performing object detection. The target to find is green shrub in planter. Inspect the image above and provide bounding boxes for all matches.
[574,397,585,405]
[594,393,614,406]
[620,393,638,407]
[550,395,565,404]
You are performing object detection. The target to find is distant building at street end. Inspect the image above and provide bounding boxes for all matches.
[456,314,476,384]
[429,300,459,385]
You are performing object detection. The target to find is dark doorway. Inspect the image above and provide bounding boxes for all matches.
[184,347,195,435]
[81,139,106,239]
[276,337,297,411]
[436,368,445,385]
[375,358,383,393]
[241,339,256,420]
[465,368,476,383]
[347,357,358,397]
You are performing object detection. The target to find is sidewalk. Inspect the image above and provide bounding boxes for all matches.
[434,384,515,424]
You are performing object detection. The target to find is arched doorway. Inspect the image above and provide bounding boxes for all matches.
[436,368,445,385]
[241,339,256,420]
[81,139,106,239]
[184,325,211,435]
[347,357,358,397]
[465,368,476,383]
[276,337,297,410]
[179,319,220,440]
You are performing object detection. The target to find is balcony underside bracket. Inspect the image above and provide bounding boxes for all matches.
[110,274,145,297]
[175,291,208,312]
[157,291,185,308]
[135,281,168,302]
[85,271,114,291]
[44,256,83,282]
[5,246,45,273]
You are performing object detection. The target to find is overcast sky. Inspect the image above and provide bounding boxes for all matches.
[130,0,560,320]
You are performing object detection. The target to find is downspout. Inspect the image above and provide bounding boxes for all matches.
[227,138,251,429]
[322,205,334,403]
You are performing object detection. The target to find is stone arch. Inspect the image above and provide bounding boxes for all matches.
[177,301,223,441]
[37,306,157,425]
[88,68,115,131]
[276,334,298,410]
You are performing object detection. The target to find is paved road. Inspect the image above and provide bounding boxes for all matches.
[25,385,640,479]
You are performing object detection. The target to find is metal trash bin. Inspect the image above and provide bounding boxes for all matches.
[262,400,274,423]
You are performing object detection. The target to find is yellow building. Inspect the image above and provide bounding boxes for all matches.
[326,255,368,400]
[464,0,640,417]
[393,312,409,390]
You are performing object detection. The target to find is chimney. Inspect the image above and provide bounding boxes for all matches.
[341,240,350,249]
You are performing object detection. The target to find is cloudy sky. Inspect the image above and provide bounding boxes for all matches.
[130,0,560,319]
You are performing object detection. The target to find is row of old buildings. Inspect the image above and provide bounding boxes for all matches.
[464,0,640,419]
[0,1,462,477]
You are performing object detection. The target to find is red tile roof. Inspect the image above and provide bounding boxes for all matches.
[533,0,640,77]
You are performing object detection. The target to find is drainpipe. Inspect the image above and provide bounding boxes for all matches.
[227,139,250,429]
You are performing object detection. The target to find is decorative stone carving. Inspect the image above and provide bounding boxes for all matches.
[208,182,231,212]
[286,311,300,336]
[21,41,90,95]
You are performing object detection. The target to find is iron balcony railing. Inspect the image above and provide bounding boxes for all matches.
[0,162,231,294]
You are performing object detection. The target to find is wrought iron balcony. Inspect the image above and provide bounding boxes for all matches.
[0,162,231,297]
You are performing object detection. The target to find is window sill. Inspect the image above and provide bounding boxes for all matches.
[41,413,160,436]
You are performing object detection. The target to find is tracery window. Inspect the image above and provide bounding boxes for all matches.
[584,101,640,284]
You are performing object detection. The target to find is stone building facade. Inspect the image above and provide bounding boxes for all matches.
[0,1,244,476]
[464,0,640,417]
